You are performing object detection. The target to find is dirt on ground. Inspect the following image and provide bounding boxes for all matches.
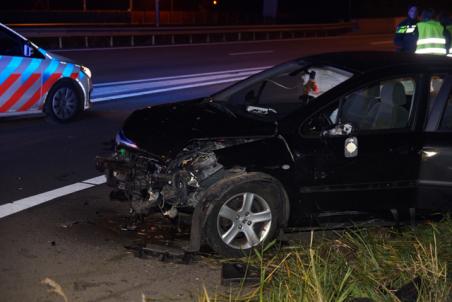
[0,185,228,302]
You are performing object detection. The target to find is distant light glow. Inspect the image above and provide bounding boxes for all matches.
[213,0,218,5]
[423,151,438,158]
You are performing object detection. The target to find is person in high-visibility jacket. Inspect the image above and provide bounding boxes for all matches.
[394,5,418,53]
[415,9,447,55]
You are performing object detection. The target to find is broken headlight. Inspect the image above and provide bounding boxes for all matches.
[115,130,138,149]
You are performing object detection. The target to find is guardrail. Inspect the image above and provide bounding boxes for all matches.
[11,23,355,50]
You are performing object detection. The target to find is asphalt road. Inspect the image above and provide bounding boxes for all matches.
[0,34,393,301]
[1,34,393,204]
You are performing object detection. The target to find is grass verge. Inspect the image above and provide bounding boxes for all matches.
[200,216,452,302]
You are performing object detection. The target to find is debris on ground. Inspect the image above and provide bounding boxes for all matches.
[125,244,196,264]
[59,220,80,229]
[41,277,69,302]
[395,276,422,302]
[221,262,260,286]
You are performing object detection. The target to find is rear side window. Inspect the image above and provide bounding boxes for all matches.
[439,90,452,130]
[0,28,23,57]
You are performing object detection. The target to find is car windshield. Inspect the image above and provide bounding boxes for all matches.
[211,61,353,119]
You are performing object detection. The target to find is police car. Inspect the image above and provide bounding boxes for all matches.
[0,23,92,122]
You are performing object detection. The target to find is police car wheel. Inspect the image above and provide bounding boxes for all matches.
[45,81,82,123]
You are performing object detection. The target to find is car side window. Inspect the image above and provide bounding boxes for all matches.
[439,89,452,130]
[341,77,415,131]
[428,75,446,115]
[0,28,24,57]
[301,77,416,136]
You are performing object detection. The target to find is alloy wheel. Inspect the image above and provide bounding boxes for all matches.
[217,192,272,250]
[51,87,78,121]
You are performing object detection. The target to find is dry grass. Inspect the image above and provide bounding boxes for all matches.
[200,217,452,302]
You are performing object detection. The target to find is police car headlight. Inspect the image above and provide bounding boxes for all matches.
[81,66,92,78]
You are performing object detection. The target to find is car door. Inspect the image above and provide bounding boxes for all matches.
[0,25,43,115]
[297,75,424,211]
[420,74,452,210]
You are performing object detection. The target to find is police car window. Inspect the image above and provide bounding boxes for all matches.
[301,77,416,136]
[0,28,23,57]
[439,89,452,131]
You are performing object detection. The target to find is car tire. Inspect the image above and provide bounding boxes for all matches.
[44,81,82,123]
[204,173,284,258]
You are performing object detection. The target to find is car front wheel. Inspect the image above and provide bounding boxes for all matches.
[45,81,81,122]
[204,173,284,257]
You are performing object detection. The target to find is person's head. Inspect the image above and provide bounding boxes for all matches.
[421,8,434,21]
[407,5,418,19]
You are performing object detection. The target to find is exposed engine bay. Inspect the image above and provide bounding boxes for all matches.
[97,139,250,219]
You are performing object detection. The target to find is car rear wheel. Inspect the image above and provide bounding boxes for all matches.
[204,173,283,257]
[45,81,81,122]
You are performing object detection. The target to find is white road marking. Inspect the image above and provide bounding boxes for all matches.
[370,40,392,45]
[93,66,269,88]
[0,176,107,219]
[82,175,107,185]
[228,50,274,56]
[92,76,248,102]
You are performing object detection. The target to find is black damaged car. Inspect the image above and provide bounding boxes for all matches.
[97,52,452,257]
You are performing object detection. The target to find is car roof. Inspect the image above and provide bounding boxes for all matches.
[301,51,452,74]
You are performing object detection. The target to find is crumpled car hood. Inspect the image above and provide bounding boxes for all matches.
[122,98,277,160]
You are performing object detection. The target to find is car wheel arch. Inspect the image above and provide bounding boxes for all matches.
[43,77,84,113]
[186,171,291,252]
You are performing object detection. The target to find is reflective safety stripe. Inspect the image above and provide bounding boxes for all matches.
[0,74,20,98]
[18,73,61,112]
[416,48,448,55]
[406,26,416,33]
[0,74,40,112]
[396,25,416,34]
[416,38,446,45]
[21,58,41,81]
[396,26,407,34]
[0,57,23,84]
[42,60,59,83]
[62,63,74,77]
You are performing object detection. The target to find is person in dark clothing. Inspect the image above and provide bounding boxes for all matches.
[438,12,452,56]
[394,5,419,53]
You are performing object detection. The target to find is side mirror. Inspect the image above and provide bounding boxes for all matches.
[23,41,34,57]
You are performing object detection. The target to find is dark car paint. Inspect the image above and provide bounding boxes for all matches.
[418,75,452,210]
[122,98,277,161]
[120,52,452,225]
